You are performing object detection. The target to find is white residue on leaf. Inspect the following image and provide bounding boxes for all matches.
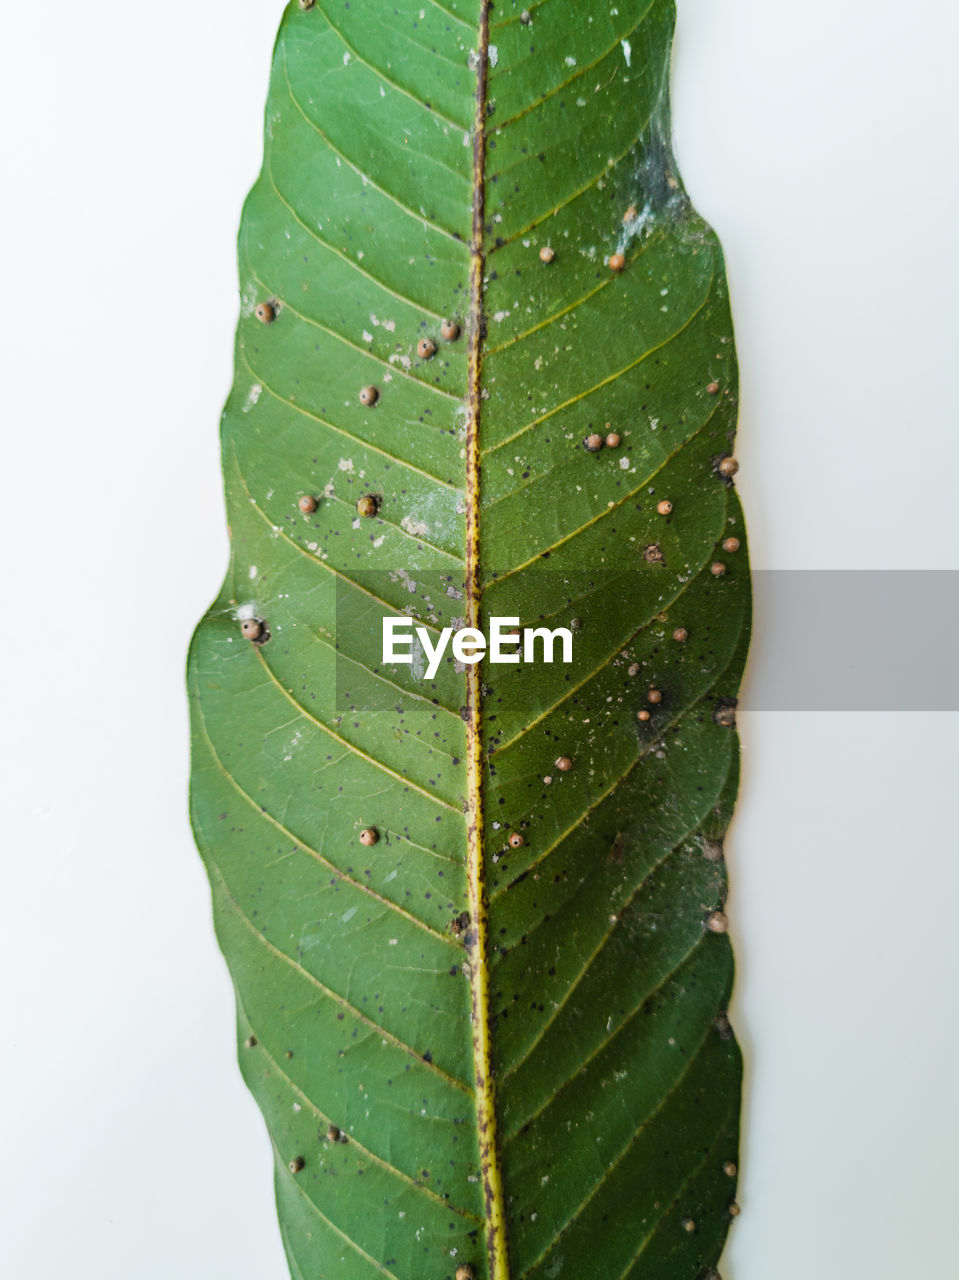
[618,201,653,256]
[489,44,498,67]
[621,39,632,67]
[242,382,262,413]
[389,352,412,370]
[236,602,256,621]
[248,565,257,579]
[401,514,429,537]
[338,458,355,472]
[492,309,511,323]
[362,330,374,342]
[373,535,385,548]
[619,456,631,470]
[411,632,426,679]
[343,52,351,66]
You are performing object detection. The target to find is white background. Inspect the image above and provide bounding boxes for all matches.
[1,2,957,1276]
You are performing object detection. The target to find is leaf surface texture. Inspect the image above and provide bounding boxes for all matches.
[189,3,749,1277]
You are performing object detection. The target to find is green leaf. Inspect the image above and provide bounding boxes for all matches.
[188,2,749,1278]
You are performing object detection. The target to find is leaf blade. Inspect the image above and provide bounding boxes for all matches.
[189,2,748,1276]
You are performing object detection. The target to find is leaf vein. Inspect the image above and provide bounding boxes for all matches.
[482,264,716,461]
[485,418,725,755]
[491,1,656,132]
[262,164,447,321]
[484,228,665,356]
[238,991,482,1221]
[241,243,460,404]
[192,687,457,946]
[516,1014,722,1280]
[209,859,472,1094]
[501,845,715,1087]
[490,673,737,901]
[253,643,464,822]
[237,347,462,493]
[282,47,462,244]
[308,1,468,132]
[230,439,453,632]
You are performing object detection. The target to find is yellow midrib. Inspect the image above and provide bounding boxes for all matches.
[463,5,511,1279]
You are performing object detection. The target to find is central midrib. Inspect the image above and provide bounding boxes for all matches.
[463,5,511,1280]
